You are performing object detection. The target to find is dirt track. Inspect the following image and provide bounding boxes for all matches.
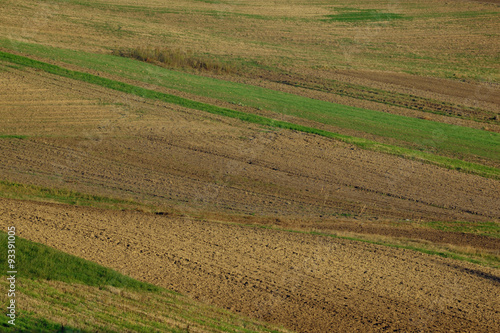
[1,198,498,332]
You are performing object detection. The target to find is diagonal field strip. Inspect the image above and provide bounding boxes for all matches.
[1,50,499,180]
[2,40,498,162]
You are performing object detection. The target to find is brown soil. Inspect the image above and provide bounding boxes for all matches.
[1,66,499,225]
[329,68,500,107]
[1,0,498,88]
[2,198,498,333]
[1,1,499,332]
[2,0,498,130]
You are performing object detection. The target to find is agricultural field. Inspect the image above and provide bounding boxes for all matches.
[0,0,499,332]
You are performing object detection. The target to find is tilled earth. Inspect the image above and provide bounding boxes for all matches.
[1,198,498,333]
[1,46,500,332]
[0,66,499,224]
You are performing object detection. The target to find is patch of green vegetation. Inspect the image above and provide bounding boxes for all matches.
[1,313,95,333]
[3,41,498,166]
[0,50,499,180]
[281,78,495,124]
[424,221,500,239]
[0,135,27,139]
[323,8,407,22]
[0,179,146,210]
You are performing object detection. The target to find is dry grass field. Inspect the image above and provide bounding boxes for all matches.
[0,0,499,332]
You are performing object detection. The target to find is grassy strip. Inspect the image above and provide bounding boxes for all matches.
[2,313,96,333]
[113,46,496,124]
[0,50,499,179]
[2,41,499,164]
[423,220,500,239]
[0,180,147,211]
[0,135,27,139]
[0,231,160,292]
[280,78,496,123]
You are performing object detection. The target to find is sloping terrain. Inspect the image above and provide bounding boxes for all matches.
[0,231,288,333]
[0,0,499,332]
[1,198,499,332]
[1,65,499,224]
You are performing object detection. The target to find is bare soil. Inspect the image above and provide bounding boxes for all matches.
[1,198,498,333]
[1,1,499,332]
[1,66,499,225]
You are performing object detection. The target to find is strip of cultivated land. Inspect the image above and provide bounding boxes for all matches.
[0,62,499,271]
[1,198,498,333]
[1,51,499,180]
[1,64,499,224]
[2,44,499,166]
[1,0,498,82]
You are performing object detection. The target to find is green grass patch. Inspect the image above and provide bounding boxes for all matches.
[424,221,500,239]
[323,8,407,22]
[0,49,499,180]
[2,41,498,166]
[0,135,27,139]
[0,234,287,332]
[1,313,95,333]
[0,179,146,211]
[3,41,500,161]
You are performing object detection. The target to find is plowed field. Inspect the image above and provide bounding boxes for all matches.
[1,1,499,331]
[1,198,498,332]
[1,66,499,224]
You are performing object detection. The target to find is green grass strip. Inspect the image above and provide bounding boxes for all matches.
[2,41,499,163]
[0,135,27,139]
[1,312,98,333]
[1,50,499,180]
[0,233,287,332]
[423,220,500,239]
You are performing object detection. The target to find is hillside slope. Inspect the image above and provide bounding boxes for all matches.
[1,198,499,332]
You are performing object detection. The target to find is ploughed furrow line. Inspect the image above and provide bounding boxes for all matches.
[1,199,498,333]
[154,135,500,220]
